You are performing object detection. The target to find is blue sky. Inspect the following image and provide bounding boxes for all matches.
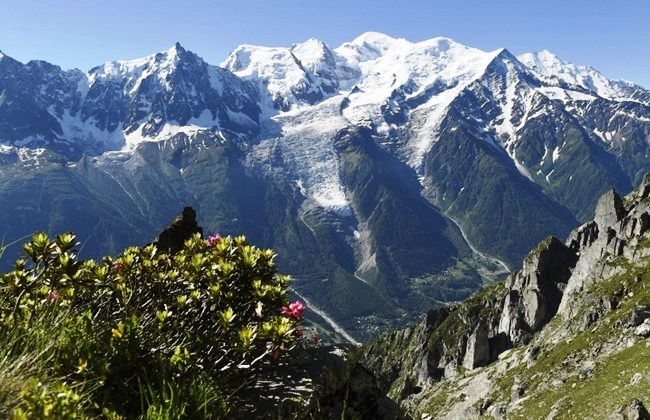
[1,0,648,87]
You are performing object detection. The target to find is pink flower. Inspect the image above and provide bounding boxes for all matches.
[48,290,59,303]
[311,334,319,345]
[294,328,304,338]
[113,261,123,273]
[281,300,305,319]
[206,234,221,247]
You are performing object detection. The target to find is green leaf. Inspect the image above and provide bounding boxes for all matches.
[219,307,235,326]
[238,326,257,350]
[55,232,76,252]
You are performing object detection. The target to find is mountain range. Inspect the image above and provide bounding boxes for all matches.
[1,33,649,340]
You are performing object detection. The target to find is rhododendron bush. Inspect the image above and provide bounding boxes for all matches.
[0,231,304,417]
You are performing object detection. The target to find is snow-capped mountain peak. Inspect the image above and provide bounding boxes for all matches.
[289,38,336,74]
[0,43,262,157]
[166,42,186,58]
[89,53,153,84]
[416,36,463,53]
[290,38,329,59]
[517,49,564,73]
[221,38,343,115]
[517,49,642,102]
[223,32,509,119]
[351,31,400,46]
[339,32,407,61]
[229,33,526,214]
[89,42,192,85]
[221,43,314,113]
[334,33,501,94]
[3,33,649,191]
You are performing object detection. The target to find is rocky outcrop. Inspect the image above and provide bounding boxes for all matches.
[630,304,650,327]
[154,206,203,254]
[559,185,650,318]
[640,174,650,199]
[498,237,578,346]
[594,189,626,232]
[609,399,650,420]
[360,285,508,402]
[361,176,650,418]
[362,235,580,401]
[462,322,490,370]
[238,345,405,419]
[361,306,453,401]
[566,221,598,251]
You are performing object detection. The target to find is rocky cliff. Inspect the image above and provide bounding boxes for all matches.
[361,175,650,418]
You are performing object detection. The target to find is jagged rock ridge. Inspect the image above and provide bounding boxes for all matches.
[361,175,650,418]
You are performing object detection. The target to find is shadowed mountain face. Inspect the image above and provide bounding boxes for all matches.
[1,33,649,340]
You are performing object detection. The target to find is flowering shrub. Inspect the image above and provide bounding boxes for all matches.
[0,231,305,417]
[12,379,87,420]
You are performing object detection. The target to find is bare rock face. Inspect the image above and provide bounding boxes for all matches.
[630,305,650,327]
[361,186,645,405]
[498,237,577,346]
[640,173,650,199]
[360,306,453,401]
[635,320,650,338]
[566,221,598,252]
[558,189,631,317]
[557,184,650,319]
[609,399,650,420]
[462,322,490,370]
[594,189,626,232]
